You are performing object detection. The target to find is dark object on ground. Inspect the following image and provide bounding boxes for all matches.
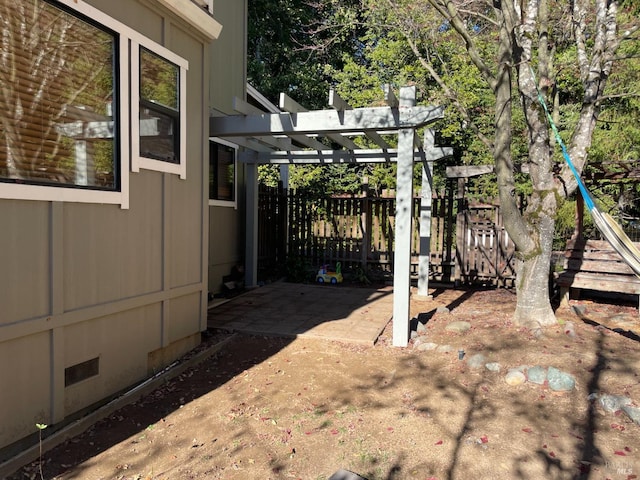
[222,265,245,297]
[329,469,368,480]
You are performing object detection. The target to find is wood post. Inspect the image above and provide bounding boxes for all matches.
[392,86,417,347]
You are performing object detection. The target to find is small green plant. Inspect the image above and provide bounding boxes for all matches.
[285,255,313,283]
[35,423,48,480]
[352,266,371,285]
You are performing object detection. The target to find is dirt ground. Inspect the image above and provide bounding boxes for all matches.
[9,287,640,480]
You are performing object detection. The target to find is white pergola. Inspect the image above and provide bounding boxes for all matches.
[210,85,452,347]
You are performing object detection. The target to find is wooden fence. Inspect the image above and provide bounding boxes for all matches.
[258,185,518,286]
[455,204,517,287]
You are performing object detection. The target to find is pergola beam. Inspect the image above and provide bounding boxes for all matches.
[217,134,290,153]
[209,105,444,138]
[238,148,444,164]
[446,164,494,178]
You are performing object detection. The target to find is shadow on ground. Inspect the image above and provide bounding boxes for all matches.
[6,284,640,480]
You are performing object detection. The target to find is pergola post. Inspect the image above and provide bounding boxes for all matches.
[417,129,453,297]
[245,162,259,288]
[417,135,434,298]
[392,86,417,347]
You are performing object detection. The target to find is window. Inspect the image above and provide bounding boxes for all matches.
[139,48,179,164]
[132,42,188,178]
[0,0,129,207]
[209,139,237,207]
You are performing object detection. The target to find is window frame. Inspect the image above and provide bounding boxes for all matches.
[208,137,238,209]
[131,41,188,179]
[0,0,130,208]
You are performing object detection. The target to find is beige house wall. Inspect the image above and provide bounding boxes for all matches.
[209,206,244,292]
[0,0,245,458]
[208,0,248,295]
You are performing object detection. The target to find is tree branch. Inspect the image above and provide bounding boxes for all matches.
[403,33,494,150]
[427,0,497,89]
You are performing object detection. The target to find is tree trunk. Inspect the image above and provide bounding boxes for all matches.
[513,212,557,327]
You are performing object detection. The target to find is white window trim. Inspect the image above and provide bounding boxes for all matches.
[208,137,238,209]
[131,42,189,180]
[0,0,131,209]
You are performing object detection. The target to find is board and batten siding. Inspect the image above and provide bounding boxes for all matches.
[0,0,235,457]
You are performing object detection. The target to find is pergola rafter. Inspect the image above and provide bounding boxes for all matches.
[209,85,452,347]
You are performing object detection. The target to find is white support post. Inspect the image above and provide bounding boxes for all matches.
[418,130,453,296]
[245,162,259,288]
[417,132,434,298]
[392,86,416,347]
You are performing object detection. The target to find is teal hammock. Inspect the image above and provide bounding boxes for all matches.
[530,66,640,276]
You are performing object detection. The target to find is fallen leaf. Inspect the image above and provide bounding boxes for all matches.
[522,427,533,433]
[435,440,443,445]
[614,450,627,456]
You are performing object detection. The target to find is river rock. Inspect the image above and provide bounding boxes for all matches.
[416,342,439,352]
[622,405,640,425]
[436,344,454,353]
[485,362,501,372]
[466,353,486,369]
[547,366,575,391]
[599,394,633,413]
[445,321,471,333]
[505,369,526,386]
[527,366,547,385]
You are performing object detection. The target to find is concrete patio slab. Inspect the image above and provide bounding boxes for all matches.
[207,282,393,345]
